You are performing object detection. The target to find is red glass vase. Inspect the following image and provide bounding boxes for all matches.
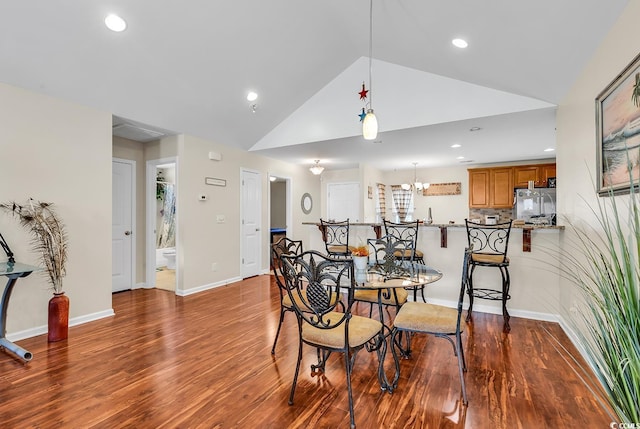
[48,292,69,342]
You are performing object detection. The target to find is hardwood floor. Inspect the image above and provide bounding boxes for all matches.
[0,275,614,428]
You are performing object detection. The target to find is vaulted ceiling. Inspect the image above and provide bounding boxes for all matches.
[0,1,629,171]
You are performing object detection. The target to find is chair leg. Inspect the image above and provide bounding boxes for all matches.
[466,265,476,322]
[500,266,511,333]
[271,307,286,354]
[288,335,303,405]
[345,349,356,429]
[455,332,468,405]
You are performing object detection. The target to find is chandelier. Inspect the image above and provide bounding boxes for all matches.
[309,160,325,175]
[401,162,429,193]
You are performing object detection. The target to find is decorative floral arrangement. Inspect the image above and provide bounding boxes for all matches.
[351,245,369,257]
[0,199,68,294]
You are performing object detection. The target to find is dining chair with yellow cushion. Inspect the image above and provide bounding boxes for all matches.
[319,218,353,257]
[383,219,427,302]
[271,237,342,355]
[353,235,410,320]
[390,249,471,404]
[280,250,384,429]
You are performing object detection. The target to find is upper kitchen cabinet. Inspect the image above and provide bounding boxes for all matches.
[469,167,513,208]
[469,169,490,207]
[489,167,514,208]
[513,163,556,188]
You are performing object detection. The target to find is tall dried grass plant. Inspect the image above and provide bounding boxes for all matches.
[558,170,640,422]
[0,199,68,294]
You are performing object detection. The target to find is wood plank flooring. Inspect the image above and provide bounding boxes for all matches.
[0,275,614,428]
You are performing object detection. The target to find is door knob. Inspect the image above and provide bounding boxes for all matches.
[124,231,132,236]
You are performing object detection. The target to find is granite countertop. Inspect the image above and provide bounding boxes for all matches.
[303,222,564,230]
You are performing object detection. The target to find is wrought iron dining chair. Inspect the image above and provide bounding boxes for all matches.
[464,219,513,332]
[353,235,410,320]
[383,219,427,302]
[271,237,343,355]
[319,218,353,257]
[270,237,303,354]
[280,250,384,429]
[390,248,471,404]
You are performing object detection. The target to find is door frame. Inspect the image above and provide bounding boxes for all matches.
[240,168,262,278]
[146,157,178,290]
[112,157,136,292]
[268,172,292,239]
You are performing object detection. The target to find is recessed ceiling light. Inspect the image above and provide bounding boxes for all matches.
[456,156,465,160]
[469,127,482,132]
[544,148,555,152]
[105,14,127,32]
[247,92,258,102]
[451,144,461,148]
[452,38,468,48]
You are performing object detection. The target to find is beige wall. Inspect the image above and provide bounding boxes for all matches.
[0,83,113,337]
[174,134,319,293]
[270,181,286,229]
[556,0,640,320]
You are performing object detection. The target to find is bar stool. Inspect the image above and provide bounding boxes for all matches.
[464,219,513,332]
[319,219,352,258]
[383,219,426,302]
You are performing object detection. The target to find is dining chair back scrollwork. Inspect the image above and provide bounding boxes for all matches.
[270,237,303,354]
[280,250,384,429]
[383,219,427,302]
[319,218,352,257]
[464,219,513,332]
[353,235,411,319]
[390,249,471,404]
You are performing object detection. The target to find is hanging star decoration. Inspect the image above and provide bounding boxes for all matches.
[358,82,369,122]
[359,82,369,100]
[359,108,367,122]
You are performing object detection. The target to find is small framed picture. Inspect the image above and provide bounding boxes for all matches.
[547,177,556,188]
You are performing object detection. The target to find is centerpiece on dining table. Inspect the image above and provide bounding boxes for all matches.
[350,243,369,270]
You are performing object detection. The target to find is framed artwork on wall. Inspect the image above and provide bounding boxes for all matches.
[595,51,640,196]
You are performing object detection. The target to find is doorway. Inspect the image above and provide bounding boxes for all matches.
[269,174,291,266]
[112,158,136,292]
[241,169,262,278]
[146,158,178,292]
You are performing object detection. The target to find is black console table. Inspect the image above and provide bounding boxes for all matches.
[0,262,39,361]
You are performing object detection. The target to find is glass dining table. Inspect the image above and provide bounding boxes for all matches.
[352,261,443,392]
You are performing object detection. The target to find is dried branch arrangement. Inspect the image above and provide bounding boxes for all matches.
[0,199,68,293]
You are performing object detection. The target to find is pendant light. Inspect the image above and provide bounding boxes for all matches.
[309,160,324,175]
[362,0,378,140]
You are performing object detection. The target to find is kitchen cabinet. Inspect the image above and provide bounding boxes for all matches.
[489,167,514,208]
[469,167,513,208]
[469,169,490,207]
[513,163,556,188]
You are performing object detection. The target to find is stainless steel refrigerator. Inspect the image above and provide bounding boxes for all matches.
[514,188,556,225]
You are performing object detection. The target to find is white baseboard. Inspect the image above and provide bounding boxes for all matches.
[420,296,559,323]
[135,282,153,289]
[6,309,115,342]
[177,276,243,296]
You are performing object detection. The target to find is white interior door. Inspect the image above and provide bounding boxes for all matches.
[241,169,261,278]
[112,159,135,292]
[327,182,360,221]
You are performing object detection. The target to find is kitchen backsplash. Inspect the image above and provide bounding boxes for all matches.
[468,208,514,223]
